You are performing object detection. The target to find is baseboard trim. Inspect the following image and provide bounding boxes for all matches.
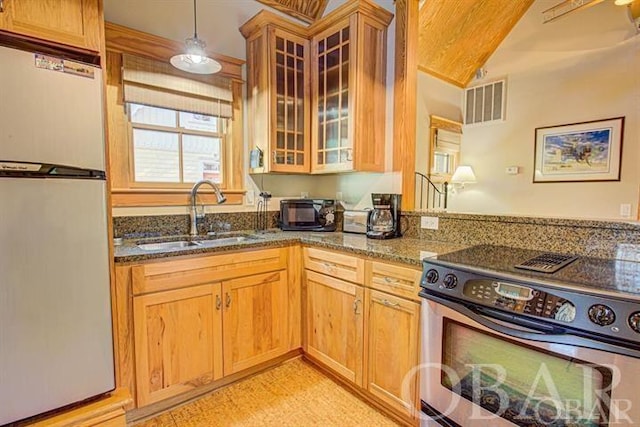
[127,349,303,424]
[303,354,418,427]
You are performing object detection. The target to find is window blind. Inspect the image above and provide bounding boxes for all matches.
[122,54,233,118]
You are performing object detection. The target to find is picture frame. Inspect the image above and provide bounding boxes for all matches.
[533,117,624,183]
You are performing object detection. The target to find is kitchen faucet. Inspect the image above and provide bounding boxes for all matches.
[190,179,226,236]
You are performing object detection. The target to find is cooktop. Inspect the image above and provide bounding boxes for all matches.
[426,244,640,300]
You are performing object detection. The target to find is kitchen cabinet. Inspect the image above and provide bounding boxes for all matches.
[0,0,102,52]
[133,283,223,407]
[115,247,291,408]
[309,1,392,173]
[303,247,421,420]
[305,269,364,386]
[241,12,311,173]
[222,270,289,375]
[364,288,420,416]
[240,0,392,175]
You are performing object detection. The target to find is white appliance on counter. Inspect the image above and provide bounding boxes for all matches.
[0,45,114,424]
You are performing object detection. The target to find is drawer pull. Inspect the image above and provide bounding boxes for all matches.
[225,293,231,308]
[216,294,221,310]
[383,276,399,284]
[322,261,337,270]
[375,298,401,308]
[0,0,4,13]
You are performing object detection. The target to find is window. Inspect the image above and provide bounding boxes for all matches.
[105,28,244,207]
[129,104,225,186]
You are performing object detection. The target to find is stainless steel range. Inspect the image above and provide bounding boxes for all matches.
[417,245,640,427]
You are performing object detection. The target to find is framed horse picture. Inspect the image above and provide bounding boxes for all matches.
[533,117,624,183]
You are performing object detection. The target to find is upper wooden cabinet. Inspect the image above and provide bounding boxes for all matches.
[241,13,311,173]
[309,2,392,173]
[241,0,392,174]
[0,0,103,52]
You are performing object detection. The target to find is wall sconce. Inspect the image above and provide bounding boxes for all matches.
[450,165,477,192]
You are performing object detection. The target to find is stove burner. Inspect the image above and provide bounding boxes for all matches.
[514,253,578,273]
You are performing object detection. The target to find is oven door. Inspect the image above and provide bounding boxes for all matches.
[420,296,640,427]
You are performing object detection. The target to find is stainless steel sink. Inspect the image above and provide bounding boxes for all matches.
[136,234,263,251]
[198,235,261,246]
[137,240,202,251]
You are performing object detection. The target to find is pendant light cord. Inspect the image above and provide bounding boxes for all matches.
[193,0,198,38]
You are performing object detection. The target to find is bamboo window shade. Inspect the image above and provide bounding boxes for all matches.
[122,54,233,118]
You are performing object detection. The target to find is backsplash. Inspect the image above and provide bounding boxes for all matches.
[113,211,345,238]
[402,212,640,261]
[113,210,639,261]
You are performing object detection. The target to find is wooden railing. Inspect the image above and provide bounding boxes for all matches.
[415,172,448,211]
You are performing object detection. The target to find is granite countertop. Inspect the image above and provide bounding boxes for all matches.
[113,230,468,267]
[428,244,640,299]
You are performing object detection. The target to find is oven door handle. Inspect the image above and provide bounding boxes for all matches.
[427,294,564,338]
[471,305,566,335]
[424,293,640,358]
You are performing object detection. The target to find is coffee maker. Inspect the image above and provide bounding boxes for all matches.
[366,193,402,239]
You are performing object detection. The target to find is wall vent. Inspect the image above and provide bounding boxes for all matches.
[464,79,506,126]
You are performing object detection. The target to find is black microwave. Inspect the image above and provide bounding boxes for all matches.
[278,199,336,231]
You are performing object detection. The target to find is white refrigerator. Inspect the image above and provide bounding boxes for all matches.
[0,45,115,424]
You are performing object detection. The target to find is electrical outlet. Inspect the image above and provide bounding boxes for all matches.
[246,190,255,205]
[336,191,343,201]
[421,216,439,230]
[300,191,309,199]
[620,203,632,218]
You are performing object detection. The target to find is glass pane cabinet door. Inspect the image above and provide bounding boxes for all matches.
[273,34,307,171]
[315,25,351,171]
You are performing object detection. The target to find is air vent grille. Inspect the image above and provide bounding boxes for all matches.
[464,79,506,126]
[514,253,578,274]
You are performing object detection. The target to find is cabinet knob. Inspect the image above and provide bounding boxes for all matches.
[353,298,361,315]
[225,293,231,308]
[216,294,221,310]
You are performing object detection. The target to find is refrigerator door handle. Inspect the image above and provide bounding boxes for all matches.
[0,161,106,180]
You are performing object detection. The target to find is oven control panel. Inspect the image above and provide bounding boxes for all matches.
[421,261,640,346]
[462,279,576,323]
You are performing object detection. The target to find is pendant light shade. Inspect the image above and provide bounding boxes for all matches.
[170,0,221,75]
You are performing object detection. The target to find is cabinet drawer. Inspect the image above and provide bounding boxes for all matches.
[132,248,287,295]
[366,261,421,302]
[303,247,365,284]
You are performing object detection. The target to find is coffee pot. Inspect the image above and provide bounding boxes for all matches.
[366,193,402,239]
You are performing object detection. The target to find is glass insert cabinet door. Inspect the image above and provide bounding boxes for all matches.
[312,23,352,172]
[272,30,309,172]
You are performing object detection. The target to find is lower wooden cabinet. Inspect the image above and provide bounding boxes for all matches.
[133,283,223,406]
[365,288,420,415]
[305,270,364,386]
[222,270,289,375]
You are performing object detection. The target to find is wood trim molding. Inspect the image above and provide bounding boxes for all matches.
[104,22,244,82]
[28,388,131,427]
[239,10,310,39]
[110,190,244,207]
[430,115,463,133]
[307,0,394,34]
[393,0,419,211]
[255,0,329,24]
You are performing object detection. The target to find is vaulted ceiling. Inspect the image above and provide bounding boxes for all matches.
[418,0,535,88]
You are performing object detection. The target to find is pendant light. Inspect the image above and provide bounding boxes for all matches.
[170,0,221,74]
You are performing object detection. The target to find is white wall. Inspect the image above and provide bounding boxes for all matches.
[446,0,640,221]
[415,72,463,176]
